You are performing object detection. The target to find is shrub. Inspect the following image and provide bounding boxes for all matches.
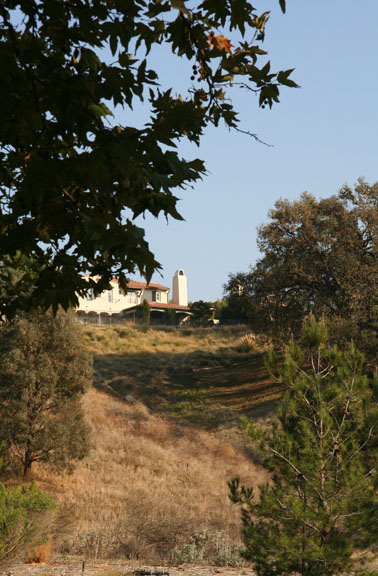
[139,300,151,325]
[0,482,56,566]
[171,529,245,566]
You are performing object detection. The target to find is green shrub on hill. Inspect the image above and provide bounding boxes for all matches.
[0,480,56,566]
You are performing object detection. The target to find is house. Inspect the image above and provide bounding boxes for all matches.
[76,269,191,324]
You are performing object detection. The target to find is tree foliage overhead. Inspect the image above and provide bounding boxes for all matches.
[229,316,378,576]
[224,180,378,352]
[0,310,92,477]
[0,0,296,319]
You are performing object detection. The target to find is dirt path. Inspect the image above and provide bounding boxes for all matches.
[2,558,255,576]
[3,555,377,576]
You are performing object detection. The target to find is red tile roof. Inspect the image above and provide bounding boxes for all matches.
[82,275,170,292]
[124,302,190,312]
[125,280,170,292]
[148,302,190,310]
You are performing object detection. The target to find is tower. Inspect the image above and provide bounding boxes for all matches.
[172,269,188,306]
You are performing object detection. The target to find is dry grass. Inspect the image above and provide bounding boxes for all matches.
[33,388,267,563]
[83,324,267,359]
[9,325,377,571]
[4,325,377,571]
[26,540,53,564]
[83,325,280,426]
[7,325,278,565]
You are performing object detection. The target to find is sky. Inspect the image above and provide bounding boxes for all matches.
[120,0,378,302]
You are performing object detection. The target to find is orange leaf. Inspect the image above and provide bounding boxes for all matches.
[208,33,232,55]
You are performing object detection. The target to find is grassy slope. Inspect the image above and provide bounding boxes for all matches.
[86,325,282,426]
[33,325,282,564]
[8,324,377,573]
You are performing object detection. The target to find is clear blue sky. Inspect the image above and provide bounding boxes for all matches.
[122,1,378,302]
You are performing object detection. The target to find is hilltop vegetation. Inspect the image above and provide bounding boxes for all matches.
[223,181,378,358]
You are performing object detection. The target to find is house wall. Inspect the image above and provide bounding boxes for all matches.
[76,278,169,316]
[142,288,169,304]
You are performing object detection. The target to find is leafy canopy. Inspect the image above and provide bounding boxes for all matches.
[0,0,296,319]
[223,180,378,353]
[230,316,378,576]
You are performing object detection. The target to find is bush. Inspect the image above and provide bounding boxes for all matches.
[139,300,151,325]
[0,481,56,566]
[171,529,245,566]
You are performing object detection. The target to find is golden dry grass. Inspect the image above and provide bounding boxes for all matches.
[7,325,278,565]
[83,325,280,426]
[82,325,251,356]
[34,388,267,563]
[26,540,54,564]
[5,325,377,571]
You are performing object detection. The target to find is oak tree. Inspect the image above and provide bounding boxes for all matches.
[221,271,255,324]
[224,180,378,354]
[0,0,296,319]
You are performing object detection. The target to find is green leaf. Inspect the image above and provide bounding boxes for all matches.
[0,0,297,318]
[279,0,286,14]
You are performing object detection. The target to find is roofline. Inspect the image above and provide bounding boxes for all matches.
[81,275,170,292]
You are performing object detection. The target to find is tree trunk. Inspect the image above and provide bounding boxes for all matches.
[23,446,33,478]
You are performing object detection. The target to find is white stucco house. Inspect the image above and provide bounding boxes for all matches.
[76,269,191,324]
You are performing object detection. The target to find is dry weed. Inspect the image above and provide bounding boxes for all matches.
[26,539,53,564]
[84,325,264,359]
[33,389,266,563]
[27,326,273,564]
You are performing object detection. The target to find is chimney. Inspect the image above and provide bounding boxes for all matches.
[172,269,188,306]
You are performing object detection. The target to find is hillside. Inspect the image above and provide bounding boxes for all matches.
[85,325,282,426]
[6,324,378,575]
[7,325,283,568]
[35,387,269,563]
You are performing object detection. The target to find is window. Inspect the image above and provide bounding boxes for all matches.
[86,288,94,301]
[151,291,161,302]
[127,293,137,304]
[108,290,113,302]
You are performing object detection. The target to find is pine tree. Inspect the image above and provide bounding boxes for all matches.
[229,317,378,576]
[0,310,92,477]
